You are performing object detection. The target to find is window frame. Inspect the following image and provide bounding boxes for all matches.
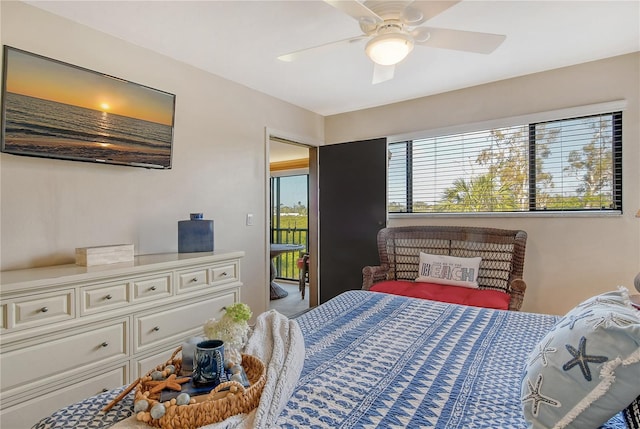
[387,101,626,217]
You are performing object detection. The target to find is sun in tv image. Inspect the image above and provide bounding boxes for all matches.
[1,47,176,169]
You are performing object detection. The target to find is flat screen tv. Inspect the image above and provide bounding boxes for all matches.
[1,46,175,169]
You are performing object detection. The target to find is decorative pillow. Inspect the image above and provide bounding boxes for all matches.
[521,287,640,429]
[415,252,481,288]
[370,280,511,310]
[624,396,640,429]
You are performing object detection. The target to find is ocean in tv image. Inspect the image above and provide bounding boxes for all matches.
[4,92,172,167]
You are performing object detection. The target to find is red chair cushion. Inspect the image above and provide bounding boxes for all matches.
[370,280,511,310]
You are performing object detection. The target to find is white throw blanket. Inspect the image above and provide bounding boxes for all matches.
[111,310,305,429]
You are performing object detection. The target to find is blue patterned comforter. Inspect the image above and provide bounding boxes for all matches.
[33,291,626,429]
[278,291,625,428]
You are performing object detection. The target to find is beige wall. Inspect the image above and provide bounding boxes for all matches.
[326,53,640,315]
[0,2,325,317]
[2,2,639,318]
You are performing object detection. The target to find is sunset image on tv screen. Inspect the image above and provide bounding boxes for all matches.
[2,47,176,168]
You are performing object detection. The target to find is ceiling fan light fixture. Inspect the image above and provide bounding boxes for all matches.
[365,32,414,66]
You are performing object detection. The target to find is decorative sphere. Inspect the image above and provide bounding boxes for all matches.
[133,399,149,413]
[150,371,164,381]
[165,365,176,375]
[176,393,191,405]
[150,403,166,420]
[230,373,243,383]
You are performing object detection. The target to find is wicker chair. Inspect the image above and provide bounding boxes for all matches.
[362,226,528,311]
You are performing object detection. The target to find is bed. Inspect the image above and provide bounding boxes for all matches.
[33,290,633,429]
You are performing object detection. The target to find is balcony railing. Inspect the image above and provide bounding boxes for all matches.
[271,227,308,280]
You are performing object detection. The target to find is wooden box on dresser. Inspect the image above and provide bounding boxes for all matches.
[0,251,244,429]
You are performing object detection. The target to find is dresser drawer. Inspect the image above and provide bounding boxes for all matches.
[177,261,239,294]
[10,289,74,330]
[134,293,235,353]
[0,320,127,392]
[132,274,172,302]
[177,268,208,292]
[81,282,129,315]
[211,263,238,285]
[0,364,127,429]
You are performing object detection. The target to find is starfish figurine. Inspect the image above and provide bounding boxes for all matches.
[147,374,190,394]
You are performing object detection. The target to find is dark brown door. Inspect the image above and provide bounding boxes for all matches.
[318,138,387,303]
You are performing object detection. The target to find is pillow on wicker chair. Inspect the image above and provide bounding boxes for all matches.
[416,252,481,288]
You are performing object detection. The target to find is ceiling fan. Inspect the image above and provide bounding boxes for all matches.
[278,0,506,84]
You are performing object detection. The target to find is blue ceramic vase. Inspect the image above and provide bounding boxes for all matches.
[178,213,214,253]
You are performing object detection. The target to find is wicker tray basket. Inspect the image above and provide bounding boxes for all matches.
[105,347,266,429]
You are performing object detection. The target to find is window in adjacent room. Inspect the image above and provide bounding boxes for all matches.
[388,111,622,214]
[270,174,309,280]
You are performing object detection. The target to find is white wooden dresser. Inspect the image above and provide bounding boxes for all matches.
[0,251,244,428]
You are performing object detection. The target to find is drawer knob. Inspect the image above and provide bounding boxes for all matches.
[190,277,198,283]
[101,388,109,393]
[40,307,49,313]
[152,326,160,332]
[105,294,113,300]
[150,286,157,291]
[101,342,109,348]
[220,272,228,277]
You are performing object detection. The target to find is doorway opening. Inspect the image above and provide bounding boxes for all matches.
[267,135,317,317]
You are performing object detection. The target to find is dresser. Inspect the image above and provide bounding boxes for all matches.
[0,251,244,429]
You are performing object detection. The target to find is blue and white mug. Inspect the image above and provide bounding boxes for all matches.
[193,339,224,387]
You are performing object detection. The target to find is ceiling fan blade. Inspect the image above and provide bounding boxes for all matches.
[278,36,367,62]
[416,27,506,54]
[324,0,382,23]
[405,1,461,25]
[372,63,395,84]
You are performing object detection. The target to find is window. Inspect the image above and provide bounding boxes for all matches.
[388,112,622,214]
[270,174,309,280]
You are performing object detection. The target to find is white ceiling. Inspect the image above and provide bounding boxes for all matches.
[26,0,640,117]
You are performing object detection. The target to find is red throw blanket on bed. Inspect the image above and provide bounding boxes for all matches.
[370,280,511,310]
